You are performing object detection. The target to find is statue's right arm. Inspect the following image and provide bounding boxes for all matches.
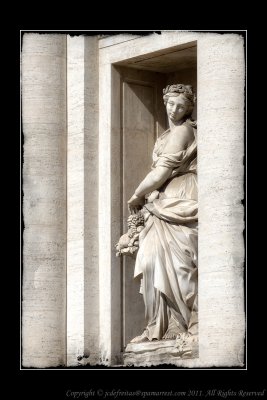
[128,126,193,209]
[127,166,171,213]
[134,166,172,198]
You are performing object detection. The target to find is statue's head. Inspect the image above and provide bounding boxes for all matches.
[163,84,196,122]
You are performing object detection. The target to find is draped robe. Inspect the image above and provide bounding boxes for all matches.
[134,121,198,340]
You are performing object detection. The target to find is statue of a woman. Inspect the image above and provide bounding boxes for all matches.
[127,84,198,343]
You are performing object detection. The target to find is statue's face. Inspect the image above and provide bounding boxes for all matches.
[166,95,188,123]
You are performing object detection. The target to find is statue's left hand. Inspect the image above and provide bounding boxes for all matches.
[127,194,145,214]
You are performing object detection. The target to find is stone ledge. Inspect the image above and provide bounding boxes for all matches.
[123,336,198,367]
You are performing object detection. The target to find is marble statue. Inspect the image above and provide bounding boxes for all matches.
[118,84,198,350]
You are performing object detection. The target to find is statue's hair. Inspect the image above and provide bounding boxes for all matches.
[163,84,196,116]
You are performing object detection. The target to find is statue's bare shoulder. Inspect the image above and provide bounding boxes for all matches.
[163,124,194,154]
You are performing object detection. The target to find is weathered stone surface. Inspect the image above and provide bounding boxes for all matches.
[66,35,99,367]
[124,335,198,367]
[22,33,67,368]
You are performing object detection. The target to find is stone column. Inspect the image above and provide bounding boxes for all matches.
[22,34,67,367]
[67,35,99,366]
[98,62,122,366]
[197,33,245,366]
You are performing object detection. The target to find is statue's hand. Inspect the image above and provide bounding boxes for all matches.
[127,194,145,214]
[146,190,159,203]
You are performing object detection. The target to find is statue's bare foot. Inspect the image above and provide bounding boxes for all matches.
[162,332,177,340]
[130,330,149,343]
[163,316,185,340]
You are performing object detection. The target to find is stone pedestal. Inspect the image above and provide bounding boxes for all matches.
[123,335,198,367]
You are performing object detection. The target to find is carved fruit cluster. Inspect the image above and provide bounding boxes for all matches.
[115,211,145,257]
[127,213,144,236]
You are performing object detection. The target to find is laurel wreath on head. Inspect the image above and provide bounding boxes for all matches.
[163,84,196,104]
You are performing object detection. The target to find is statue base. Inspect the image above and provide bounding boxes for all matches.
[123,334,198,367]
